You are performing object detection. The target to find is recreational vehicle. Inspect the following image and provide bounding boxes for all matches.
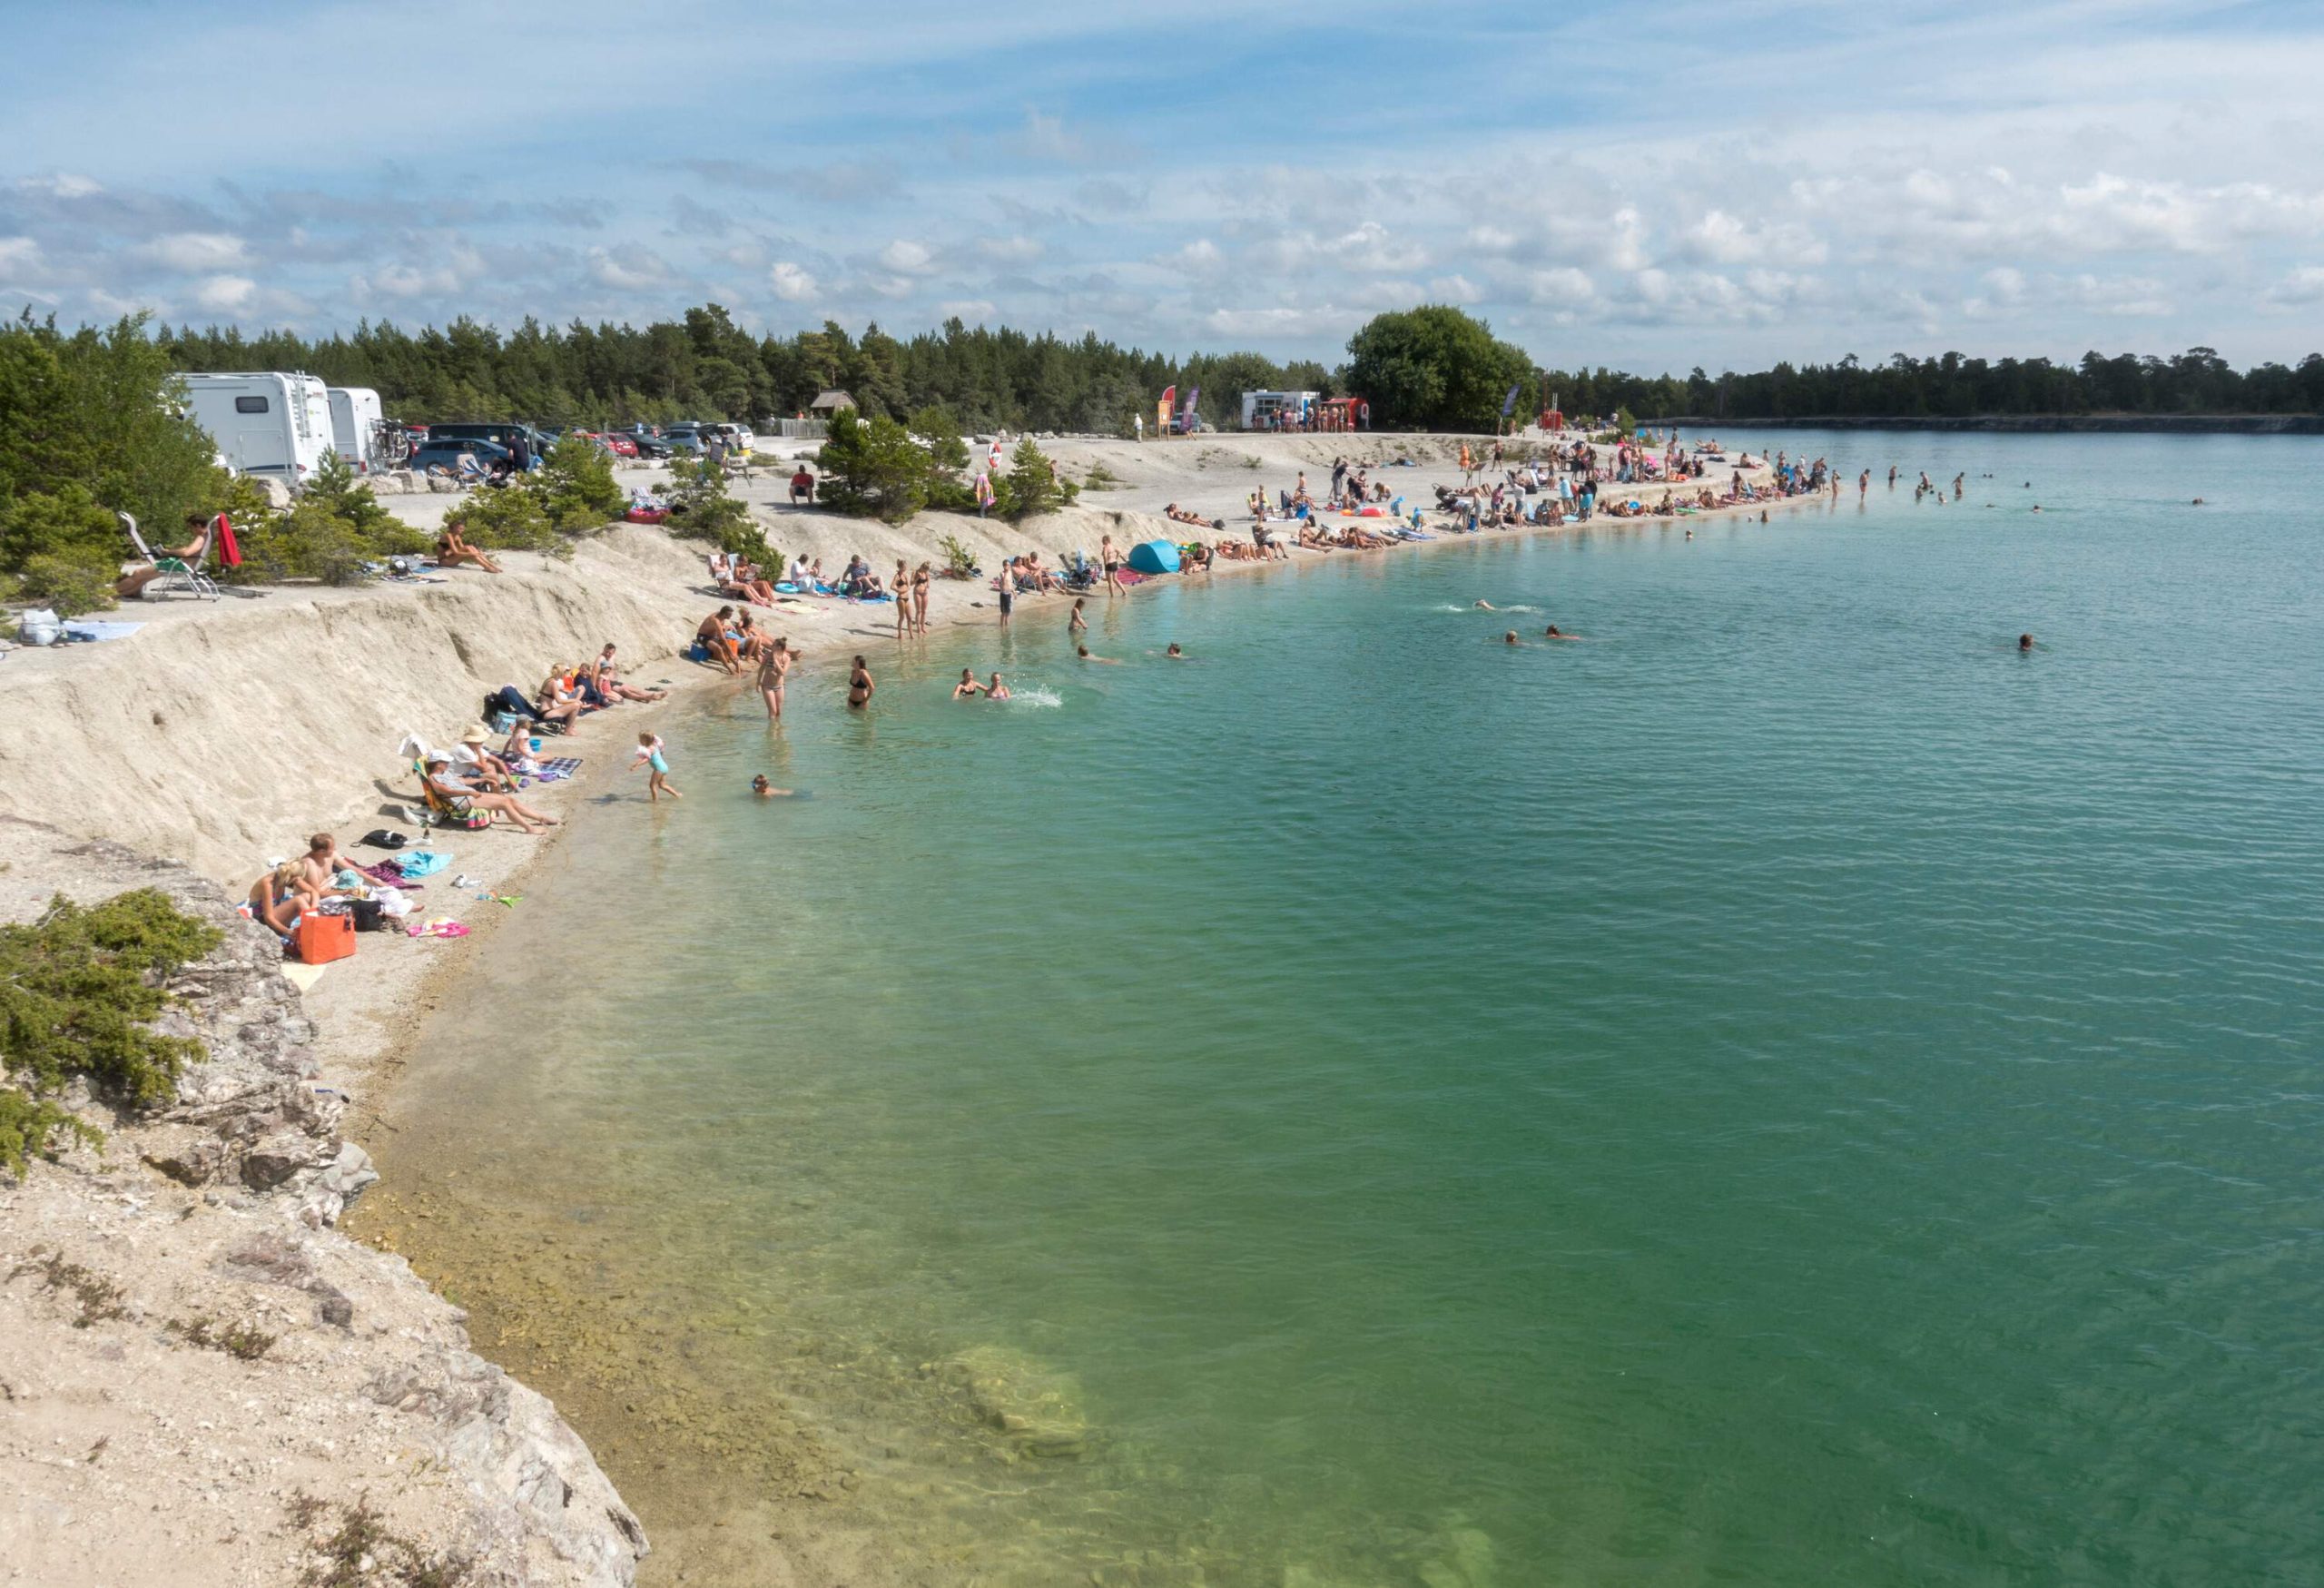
[326,386,387,472]
[179,372,334,486]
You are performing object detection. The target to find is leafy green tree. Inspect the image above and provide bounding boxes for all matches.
[531,437,625,533]
[662,457,763,554]
[1343,306,1534,431]
[448,484,557,555]
[0,484,122,579]
[816,408,932,524]
[15,554,120,616]
[993,436,1078,520]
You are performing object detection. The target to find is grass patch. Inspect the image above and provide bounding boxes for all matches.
[166,1313,279,1361]
[288,1492,478,1588]
[9,1248,127,1327]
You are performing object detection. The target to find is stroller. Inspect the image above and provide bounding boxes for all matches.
[1059,552,1098,592]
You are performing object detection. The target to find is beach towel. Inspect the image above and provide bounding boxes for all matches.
[214,512,242,567]
[398,849,451,878]
[409,919,470,939]
[61,619,147,642]
[535,756,582,778]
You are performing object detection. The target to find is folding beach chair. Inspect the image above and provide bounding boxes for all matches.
[119,511,220,600]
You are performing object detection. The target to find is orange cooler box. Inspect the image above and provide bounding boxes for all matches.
[295,912,356,964]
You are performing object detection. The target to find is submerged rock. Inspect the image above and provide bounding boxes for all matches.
[940,1344,1091,1458]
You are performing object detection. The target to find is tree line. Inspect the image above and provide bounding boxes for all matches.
[153,304,2324,435]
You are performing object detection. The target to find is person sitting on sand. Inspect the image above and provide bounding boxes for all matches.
[436,521,502,573]
[590,643,667,703]
[116,512,216,598]
[790,466,816,505]
[952,668,985,699]
[295,833,362,905]
[248,860,310,939]
[427,755,556,833]
[695,608,743,675]
[453,724,522,790]
[533,668,592,732]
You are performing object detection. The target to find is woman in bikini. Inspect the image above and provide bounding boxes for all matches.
[437,521,502,573]
[248,860,310,939]
[912,562,932,635]
[1068,597,1088,635]
[951,668,985,699]
[894,561,911,639]
[847,655,874,709]
[118,512,217,597]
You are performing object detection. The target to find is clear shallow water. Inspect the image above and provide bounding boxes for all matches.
[370,433,2324,1585]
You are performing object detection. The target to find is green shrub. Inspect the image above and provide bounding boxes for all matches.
[0,482,122,575]
[938,533,978,577]
[0,890,222,1110]
[0,1089,100,1178]
[16,552,118,616]
[222,458,424,584]
[449,484,558,556]
[993,436,1078,521]
[816,408,931,524]
[533,437,625,533]
[662,457,763,554]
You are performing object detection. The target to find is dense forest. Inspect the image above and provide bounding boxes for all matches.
[151,305,2324,431]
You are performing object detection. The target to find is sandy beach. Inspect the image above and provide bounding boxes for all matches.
[0,428,1796,1586]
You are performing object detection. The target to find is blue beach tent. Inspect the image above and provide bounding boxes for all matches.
[1127,539,1181,575]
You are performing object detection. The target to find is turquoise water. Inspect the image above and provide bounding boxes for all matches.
[382,433,2324,1584]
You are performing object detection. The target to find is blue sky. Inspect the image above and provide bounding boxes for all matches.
[3,0,2321,371]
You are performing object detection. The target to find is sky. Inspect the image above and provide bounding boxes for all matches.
[3,0,2321,373]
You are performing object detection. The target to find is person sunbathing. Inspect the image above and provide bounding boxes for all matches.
[587,643,666,703]
[452,725,523,789]
[535,669,592,728]
[437,521,502,573]
[695,608,743,675]
[248,860,310,939]
[426,755,556,834]
[117,512,216,597]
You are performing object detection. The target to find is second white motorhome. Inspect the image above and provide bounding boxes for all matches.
[326,386,386,472]
[179,371,334,486]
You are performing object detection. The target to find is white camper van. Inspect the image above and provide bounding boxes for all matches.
[326,386,386,473]
[180,372,334,486]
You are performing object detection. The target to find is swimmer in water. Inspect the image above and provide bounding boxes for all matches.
[2019,633,2035,652]
[1544,626,1577,639]
[751,774,794,797]
[1473,600,1497,610]
[986,672,1010,700]
[1503,630,1519,646]
[1166,643,1184,658]
[1686,528,1695,539]
[951,667,985,699]
[1077,645,1119,665]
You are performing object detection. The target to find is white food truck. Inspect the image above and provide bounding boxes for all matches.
[178,371,335,486]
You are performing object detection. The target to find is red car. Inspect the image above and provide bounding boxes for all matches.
[599,431,639,458]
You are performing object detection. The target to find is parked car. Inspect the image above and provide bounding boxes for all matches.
[600,431,639,458]
[407,437,512,473]
[704,421,756,457]
[619,426,668,459]
[662,422,709,458]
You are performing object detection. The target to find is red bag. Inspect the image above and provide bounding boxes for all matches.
[295,912,355,964]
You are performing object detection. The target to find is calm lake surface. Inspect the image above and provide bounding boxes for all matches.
[369,432,2324,1585]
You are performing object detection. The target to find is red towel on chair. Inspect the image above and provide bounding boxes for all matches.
[212,513,242,567]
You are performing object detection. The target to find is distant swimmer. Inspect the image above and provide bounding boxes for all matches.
[2019,633,2035,652]
[1077,645,1120,665]
[2192,497,2205,505]
[751,774,795,798]
[987,672,1010,699]
[1686,528,1696,539]
[1068,597,1088,634]
[1859,469,1869,497]
[1544,626,1578,639]
[1503,630,1520,646]
[1887,465,1898,487]
[1166,644,1184,658]
[952,667,985,699]
[1474,600,1497,610]
[2031,505,2042,513]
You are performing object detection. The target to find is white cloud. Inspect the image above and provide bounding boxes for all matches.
[16,173,101,199]
[767,261,819,301]
[2266,265,2324,306]
[138,232,251,271]
[936,298,997,321]
[586,244,670,290]
[976,234,1045,265]
[1428,274,1481,303]
[1156,238,1224,273]
[0,236,44,276]
[1681,210,1827,268]
[877,239,940,276]
[192,273,257,311]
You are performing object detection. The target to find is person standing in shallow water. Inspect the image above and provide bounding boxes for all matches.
[1068,597,1088,635]
[848,655,874,708]
[757,636,794,720]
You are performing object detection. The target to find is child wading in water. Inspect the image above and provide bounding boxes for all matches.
[630,732,683,801]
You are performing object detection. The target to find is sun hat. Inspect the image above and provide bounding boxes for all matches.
[460,723,490,743]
